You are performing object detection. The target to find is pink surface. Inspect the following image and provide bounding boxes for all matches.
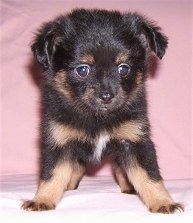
[1,0,192,179]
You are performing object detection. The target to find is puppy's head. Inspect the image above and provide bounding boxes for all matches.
[32,9,168,114]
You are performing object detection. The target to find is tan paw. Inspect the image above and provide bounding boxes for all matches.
[21,200,55,211]
[121,188,137,195]
[150,203,184,214]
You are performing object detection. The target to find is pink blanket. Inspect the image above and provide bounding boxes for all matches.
[1,175,193,222]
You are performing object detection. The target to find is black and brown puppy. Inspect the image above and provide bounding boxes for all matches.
[22,9,183,213]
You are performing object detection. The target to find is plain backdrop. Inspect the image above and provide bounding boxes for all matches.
[1,0,192,180]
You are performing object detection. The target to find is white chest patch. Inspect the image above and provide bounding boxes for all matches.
[93,133,110,161]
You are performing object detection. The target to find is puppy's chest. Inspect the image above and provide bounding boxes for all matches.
[50,119,144,161]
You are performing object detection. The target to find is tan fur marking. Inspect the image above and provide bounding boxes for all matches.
[82,87,95,102]
[115,53,129,64]
[54,71,74,101]
[67,164,86,190]
[112,120,144,142]
[50,121,88,146]
[136,72,143,85]
[33,163,73,208]
[127,163,174,211]
[80,54,95,64]
[22,162,86,211]
[114,166,133,193]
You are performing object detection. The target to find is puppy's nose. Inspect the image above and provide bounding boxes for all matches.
[99,91,113,104]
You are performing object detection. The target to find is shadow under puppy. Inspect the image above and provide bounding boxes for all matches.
[22,9,184,213]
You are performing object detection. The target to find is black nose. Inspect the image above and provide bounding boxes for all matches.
[99,91,113,104]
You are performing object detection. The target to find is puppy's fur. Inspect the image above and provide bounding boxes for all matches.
[22,9,183,213]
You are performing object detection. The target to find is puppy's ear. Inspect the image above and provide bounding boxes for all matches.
[141,20,168,59]
[31,22,57,70]
[125,14,168,59]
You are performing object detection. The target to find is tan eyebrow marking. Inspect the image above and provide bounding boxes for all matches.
[115,53,129,64]
[80,53,95,64]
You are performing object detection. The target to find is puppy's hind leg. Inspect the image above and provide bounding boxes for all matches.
[67,163,86,190]
[113,164,136,194]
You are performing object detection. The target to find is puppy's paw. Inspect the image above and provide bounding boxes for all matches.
[21,200,55,211]
[150,202,184,214]
[122,188,137,195]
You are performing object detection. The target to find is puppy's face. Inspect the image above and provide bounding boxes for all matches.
[54,41,145,113]
[32,9,167,114]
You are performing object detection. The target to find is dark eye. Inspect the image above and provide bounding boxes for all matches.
[75,64,90,78]
[118,63,130,77]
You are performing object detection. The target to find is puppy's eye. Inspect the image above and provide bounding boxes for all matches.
[118,63,131,77]
[75,64,90,78]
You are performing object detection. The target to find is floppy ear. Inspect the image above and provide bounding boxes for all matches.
[31,22,57,70]
[125,13,168,59]
[141,21,168,59]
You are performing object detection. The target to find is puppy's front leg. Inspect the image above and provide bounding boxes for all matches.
[119,140,184,213]
[127,163,184,213]
[21,162,74,211]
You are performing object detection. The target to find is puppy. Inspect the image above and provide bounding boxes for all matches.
[22,9,184,213]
